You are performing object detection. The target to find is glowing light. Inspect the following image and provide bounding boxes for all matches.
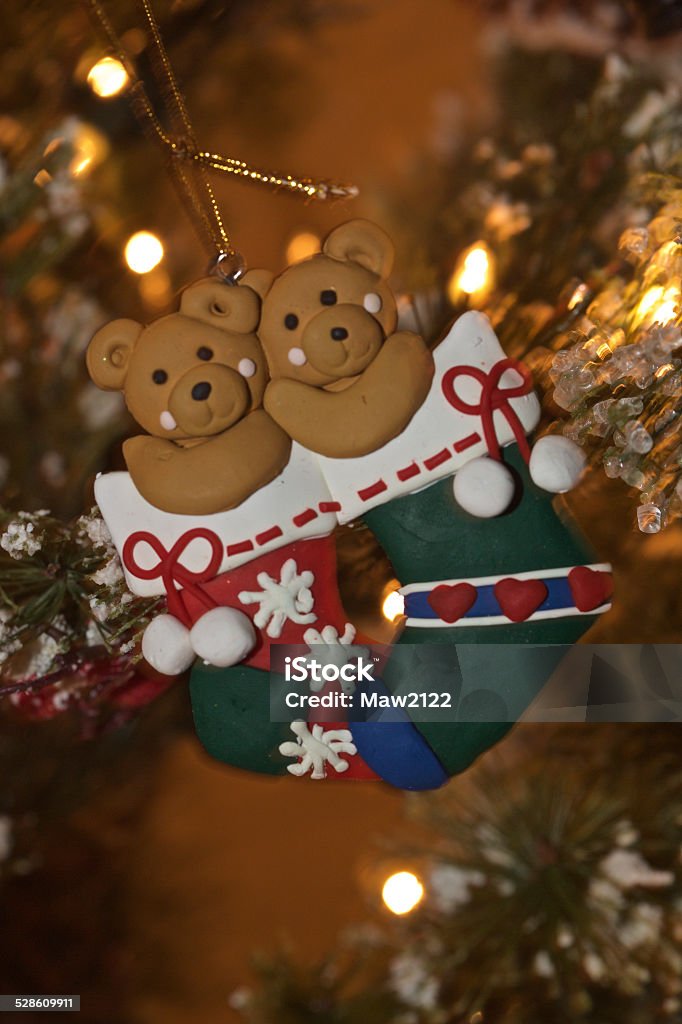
[568,283,589,310]
[125,231,164,274]
[69,124,108,177]
[448,243,494,305]
[139,267,172,307]
[651,288,679,325]
[286,231,320,265]
[459,247,489,293]
[637,285,664,319]
[381,871,424,915]
[382,588,404,621]
[33,169,52,188]
[87,57,129,98]
[635,285,680,326]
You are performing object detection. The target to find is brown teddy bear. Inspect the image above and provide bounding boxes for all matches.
[242,219,435,458]
[87,278,291,515]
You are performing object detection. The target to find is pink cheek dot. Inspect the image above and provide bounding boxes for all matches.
[288,347,307,366]
[238,358,257,378]
[363,292,382,314]
[160,411,177,431]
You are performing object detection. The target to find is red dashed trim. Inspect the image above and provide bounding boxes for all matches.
[454,432,481,452]
[226,539,254,556]
[397,463,421,481]
[424,448,452,471]
[293,508,318,527]
[255,526,284,546]
[358,480,388,501]
[356,436,487,503]
[205,502,343,561]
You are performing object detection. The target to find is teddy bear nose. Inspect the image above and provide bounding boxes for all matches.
[191,381,212,401]
[330,327,348,341]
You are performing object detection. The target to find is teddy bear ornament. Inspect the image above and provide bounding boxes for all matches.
[87,277,294,673]
[86,221,437,678]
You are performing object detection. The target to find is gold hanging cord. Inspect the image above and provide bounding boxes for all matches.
[86,0,358,276]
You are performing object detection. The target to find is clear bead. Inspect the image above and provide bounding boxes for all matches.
[623,421,653,454]
[621,464,646,489]
[637,503,663,533]
[593,399,616,425]
[612,397,644,425]
[604,454,623,478]
[618,227,649,256]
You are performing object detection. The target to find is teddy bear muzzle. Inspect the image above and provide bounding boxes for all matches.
[167,362,251,436]
[299,304,384,379]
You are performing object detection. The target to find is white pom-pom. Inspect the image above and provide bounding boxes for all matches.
[529,435,586,493]
[142,614,195,676]
[190,606,256,667]
[452,456,515,518]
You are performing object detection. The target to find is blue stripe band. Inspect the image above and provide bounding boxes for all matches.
[405,576,577,620]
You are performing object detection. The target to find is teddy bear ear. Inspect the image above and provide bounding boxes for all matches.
[180,278,261,333]
[86,319,141,391]
[240,268,275,302]
[322,219,394,278]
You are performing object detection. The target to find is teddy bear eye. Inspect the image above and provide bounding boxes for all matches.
[320,289,337,306]
[284,313,299,330]
[197,346,213,361]
[152,369,168,385]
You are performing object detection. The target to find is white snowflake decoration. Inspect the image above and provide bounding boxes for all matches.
[238,558,316,638]
[279,720,356,779]
[303,623,366,694]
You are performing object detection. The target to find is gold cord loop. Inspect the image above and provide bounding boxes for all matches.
[85,0,358,264]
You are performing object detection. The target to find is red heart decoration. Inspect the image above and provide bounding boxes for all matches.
[494,578,548,622]
[428,582,478,623]
[568,566,613,612]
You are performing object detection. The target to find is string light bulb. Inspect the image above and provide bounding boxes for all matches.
[635,284,680,327]
[448,242,495,306]
[124,231,164,274]
[381,870,424,915]
[87,56,129,98]
[382,585,404,622]
[286,231,320,265]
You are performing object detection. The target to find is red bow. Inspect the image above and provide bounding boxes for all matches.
[441,357,534,463]
[122,529,223,625]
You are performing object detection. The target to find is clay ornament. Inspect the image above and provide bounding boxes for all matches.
[242,219,435,458]
[87,278,291,516]
[91,247,613,788]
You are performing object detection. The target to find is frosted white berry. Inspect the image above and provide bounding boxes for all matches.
[452,456,515,518]
[529,435,586,493]
[142,614,195,675]
[190,606,256,667]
